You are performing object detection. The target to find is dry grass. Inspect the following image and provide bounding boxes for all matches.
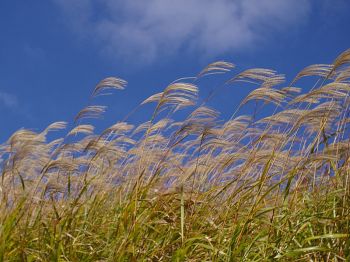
[1,49,350,261]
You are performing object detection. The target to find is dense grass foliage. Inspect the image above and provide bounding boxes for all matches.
[1,50,350,261]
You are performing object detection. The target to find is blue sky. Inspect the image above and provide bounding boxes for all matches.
[1,0,350,142]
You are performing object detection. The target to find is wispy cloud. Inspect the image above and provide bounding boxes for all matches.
[0,91,34,121]
[54,0,312,64]
[23,45,46,63]
[0,91,19,109]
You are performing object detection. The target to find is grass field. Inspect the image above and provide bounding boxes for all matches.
[1,49,350,261]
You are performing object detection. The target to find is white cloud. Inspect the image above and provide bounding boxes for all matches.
[0,91,19,109]
[54,0,312,64]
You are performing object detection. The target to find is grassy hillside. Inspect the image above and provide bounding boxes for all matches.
[1,50,350,261]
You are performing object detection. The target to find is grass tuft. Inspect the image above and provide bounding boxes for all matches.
[1,49,350,261]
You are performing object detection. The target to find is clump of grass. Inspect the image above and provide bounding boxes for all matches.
[1,50,350,261]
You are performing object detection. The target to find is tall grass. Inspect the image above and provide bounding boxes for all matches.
[1,50,350,261]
